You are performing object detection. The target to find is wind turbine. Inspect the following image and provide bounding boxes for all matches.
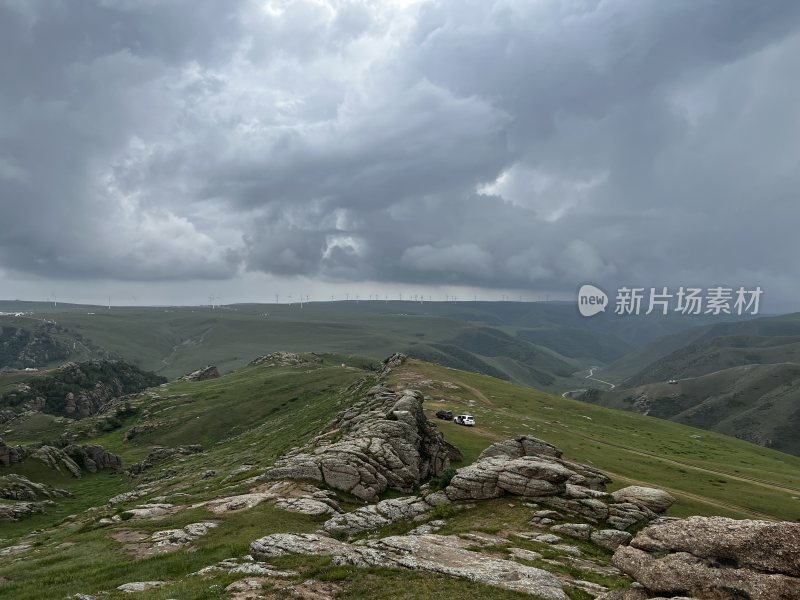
[50,292,57,307]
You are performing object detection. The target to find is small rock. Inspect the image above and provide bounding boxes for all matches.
[591,529,632,551]
[117,581,169,592]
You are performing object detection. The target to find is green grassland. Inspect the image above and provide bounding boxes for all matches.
[1,355,800,599]
[389,360,800,521]
[582,362,800,456]
[0,300,735,396]
[605,312,800,384]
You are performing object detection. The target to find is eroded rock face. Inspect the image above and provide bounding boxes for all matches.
[30,446,82,477]
[264,386,461,501]
[379,352,407,376]
[613,516,800,600]
[64,445,123,473]
[250,533,568,600]
[182,366,220,382]
[440,435,671,532]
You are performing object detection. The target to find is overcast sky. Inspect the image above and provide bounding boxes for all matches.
[1,0,799,309]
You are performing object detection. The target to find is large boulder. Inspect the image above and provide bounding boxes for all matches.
[0,501,46,521]
[445,456,573,501]
[611,486,675,514]
[30,446,82,477]
[64,444,123,473]
[613,516,800,599]
[478,436,562,460]
[263,386,461,501]
[0,439,29,466]
[128,445,202,476]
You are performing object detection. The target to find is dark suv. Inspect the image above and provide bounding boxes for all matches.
[435,409,454,420]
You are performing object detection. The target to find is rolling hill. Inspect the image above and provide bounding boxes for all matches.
[604,312,800,385]
[580,362,800,456]
[1,354,799,599]
[572,313,800,456]
[0,300,748,395]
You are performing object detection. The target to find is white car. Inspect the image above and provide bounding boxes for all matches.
[454,414,475,426]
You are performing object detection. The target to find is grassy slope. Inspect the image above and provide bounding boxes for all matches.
[1,300,743,397]
[0,304,594,393]
[388,360,800,521]
[2,356,800,598]
[0,355,369,599]
[605,312,800,384]
[582,363,800,456]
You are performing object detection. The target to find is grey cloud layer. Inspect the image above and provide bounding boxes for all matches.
[1,0,799,302]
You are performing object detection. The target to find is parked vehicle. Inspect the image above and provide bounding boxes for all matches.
[454,414,475,426]
[435,409,454,420]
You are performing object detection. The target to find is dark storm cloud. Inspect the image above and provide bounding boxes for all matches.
[1,0,799,307]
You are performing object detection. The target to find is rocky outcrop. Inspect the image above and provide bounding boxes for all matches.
[0,501,47,521]
[445,455,573,501]
[250,533,568,600]
[1,441,122,478]
[64,444,123,473]
[0,474,70,501]
[249,352,322,367]
[613,516,800,599]
[197,481,342,517]
[379,352,407,376]
[0,322,70,369]
[263,386,461,501]
[29,446,82,477]
[128,445,202,476]
[0,360,165,419]
[0,438,29,466]
[441,436,670,532]
[181,366,220,382]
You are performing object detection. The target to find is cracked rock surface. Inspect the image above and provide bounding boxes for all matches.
[264,385,461,501]
[612,516,800,600]
[250,533,568,600]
